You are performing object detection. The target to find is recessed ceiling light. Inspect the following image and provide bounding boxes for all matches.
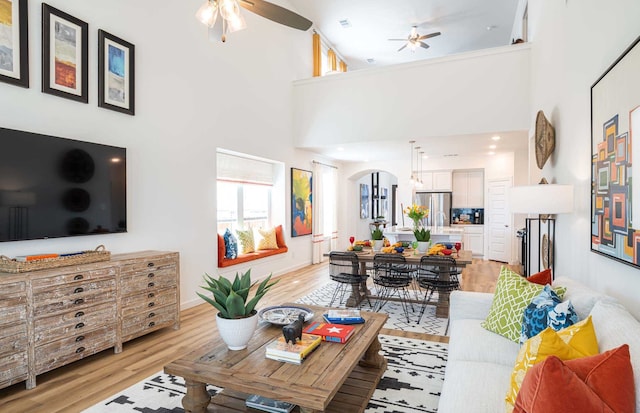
[422,154,428,159]
[489,144,496,149]
[488,151,495,155]
[337,147,344,151]
[486,25,497,31]
[339,19,351,28]
[491,135,501,141]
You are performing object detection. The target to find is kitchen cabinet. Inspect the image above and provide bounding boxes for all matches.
[452,170,484,208]
[420,170,452,191]
[462,225,484,257]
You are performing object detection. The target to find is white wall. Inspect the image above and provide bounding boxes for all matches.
[0,0,317,309]
[528,0,640,318]
[292,45,532,149]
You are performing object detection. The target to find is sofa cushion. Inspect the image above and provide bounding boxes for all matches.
[554,276,609,319]
[236,229,255,253]
[513,345,635,413]
[589,299,640,413]
[521,285,577,344]
[506,316,599,407]
[257,227,278,250]
[223,228,238,259]
[482,266,566,342]
[449,318,520,366]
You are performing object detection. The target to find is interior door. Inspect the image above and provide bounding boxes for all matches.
[487,178,512,262]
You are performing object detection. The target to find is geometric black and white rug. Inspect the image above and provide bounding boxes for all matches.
[82,335,448,413]
[295,282,449,336]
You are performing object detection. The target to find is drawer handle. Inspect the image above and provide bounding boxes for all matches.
[75,311,85,318]
[148,312,155,318]
[74,298,85,305]
[147,262,155,268]
[148,282,155,288]
[148,322,155,327]
[76,347,85,353]
[74,274,84,281]
[148,273,155,278]
[75,335,85,342]
[74,287,84,294]
[148,292,155,298]
[75,322,85,329]
[148,302,155,308]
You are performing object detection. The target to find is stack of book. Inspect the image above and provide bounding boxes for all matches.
[322,309,365,324]
[265,333,321,364]
[245,394,295,413]
[302,321,355,344]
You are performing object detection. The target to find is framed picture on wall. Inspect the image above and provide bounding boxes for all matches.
[360,184,369,219]
[41,3,88,103]
[98,29,135,115]
[0,0,29,88]
[291,168,312,237]
[590,33,640,268]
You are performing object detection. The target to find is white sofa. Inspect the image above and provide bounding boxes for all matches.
[438,276,640,413]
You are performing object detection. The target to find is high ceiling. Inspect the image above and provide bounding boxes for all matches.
[288,0,521,70]
[284,0,527,162]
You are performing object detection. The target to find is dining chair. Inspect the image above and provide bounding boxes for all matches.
[415,255,461,324]
[371,253,415,323]
[328,252,371,308]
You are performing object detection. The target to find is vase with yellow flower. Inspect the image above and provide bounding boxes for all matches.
[404,204,431,253]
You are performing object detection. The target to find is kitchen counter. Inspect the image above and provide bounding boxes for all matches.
[384,226,464,244]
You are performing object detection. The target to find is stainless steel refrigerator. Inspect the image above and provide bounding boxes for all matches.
[414,192,452,227]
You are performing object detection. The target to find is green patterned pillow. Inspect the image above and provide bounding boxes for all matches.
[481,266,566,342]
[236,229,255,254]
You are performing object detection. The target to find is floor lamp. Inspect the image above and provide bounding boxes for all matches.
[509,184,573,278]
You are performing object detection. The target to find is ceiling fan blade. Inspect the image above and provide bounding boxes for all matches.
[239,0,312,31]
[419,41,430,50]
[418,32,441,40]
[398,44,408,52]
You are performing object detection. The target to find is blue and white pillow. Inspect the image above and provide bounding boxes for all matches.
[223,228,238,259]
[520,284,578,344]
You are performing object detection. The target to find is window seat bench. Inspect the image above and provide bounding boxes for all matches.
[217,230,288,268]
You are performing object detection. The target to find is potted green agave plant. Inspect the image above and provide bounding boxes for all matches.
[414,227,431,253]
[198,269,278,350]
[371,227,384,252]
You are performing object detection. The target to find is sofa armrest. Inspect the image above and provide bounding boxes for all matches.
[449,290,494,321]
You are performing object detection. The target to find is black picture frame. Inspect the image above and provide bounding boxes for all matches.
[41,3,88,103]
[0,0,29,88]
[98,29,135,115]
[590,33,640,269]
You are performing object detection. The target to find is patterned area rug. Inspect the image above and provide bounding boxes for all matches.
[295,282,449,336]
[82,335,447,413]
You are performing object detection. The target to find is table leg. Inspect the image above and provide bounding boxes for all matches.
[359,335,386,369]
[182,379,210,413]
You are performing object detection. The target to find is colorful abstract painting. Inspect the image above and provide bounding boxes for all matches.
[291,168,312,237]
[0,0,28,87]
[591,33,640,268]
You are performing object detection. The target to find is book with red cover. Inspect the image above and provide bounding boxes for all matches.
[302,322,355,343]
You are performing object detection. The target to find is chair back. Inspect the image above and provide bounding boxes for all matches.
[329,252,359,279]
[418,255,459,281]
[372,253,410,281]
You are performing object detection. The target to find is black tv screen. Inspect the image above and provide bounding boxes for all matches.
[0,127,127,242]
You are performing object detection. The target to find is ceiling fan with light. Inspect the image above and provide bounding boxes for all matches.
[389,26,441,52]
[196,0,312,42]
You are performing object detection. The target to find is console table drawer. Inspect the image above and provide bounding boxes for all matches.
[122,304,178,340]
[121,288,177,317]
[34,302,116,345]
[0,351,28,388]
[0,322,27,356]
[35,325,116,375]
[120,267,177,296]
[31,268,114,290]
[33,279,116,316]
[0,295,27,325]
[119,256,177,275]
[0,280,26,295]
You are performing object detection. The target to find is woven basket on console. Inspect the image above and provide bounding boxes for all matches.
[0,245,111,273]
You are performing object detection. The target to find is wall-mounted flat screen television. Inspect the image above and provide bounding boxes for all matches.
[0,127,127,242]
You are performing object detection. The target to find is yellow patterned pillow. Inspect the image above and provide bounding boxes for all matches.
[257,227,278,250]
[505,316,599,408]
[236,229,255,254]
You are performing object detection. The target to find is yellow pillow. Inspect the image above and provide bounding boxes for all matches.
[257,227,278,250]
[505,316,599,408]
[236,229,255,254]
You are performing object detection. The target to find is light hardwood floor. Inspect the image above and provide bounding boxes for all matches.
[0,259,514,412]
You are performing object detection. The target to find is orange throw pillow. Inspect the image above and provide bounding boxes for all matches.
[528,268,552,285]
[275,225,287,248]
[513,344,635,413]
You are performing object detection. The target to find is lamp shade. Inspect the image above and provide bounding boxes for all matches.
[509,184,574,214]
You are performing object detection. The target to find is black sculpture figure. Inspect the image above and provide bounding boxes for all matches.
[282,313,305,344]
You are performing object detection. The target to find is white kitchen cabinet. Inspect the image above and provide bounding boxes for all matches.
[462,225,484,257]
[452,170,484,208]
[417,170,452,191]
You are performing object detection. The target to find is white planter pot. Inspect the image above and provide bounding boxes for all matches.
[216,311,259,350]
[417,241,429,254]
[372,239,383,252]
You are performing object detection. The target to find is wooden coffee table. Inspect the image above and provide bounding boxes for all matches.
[164,305,388,413]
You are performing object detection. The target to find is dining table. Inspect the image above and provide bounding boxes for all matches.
[330,248,473,319]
